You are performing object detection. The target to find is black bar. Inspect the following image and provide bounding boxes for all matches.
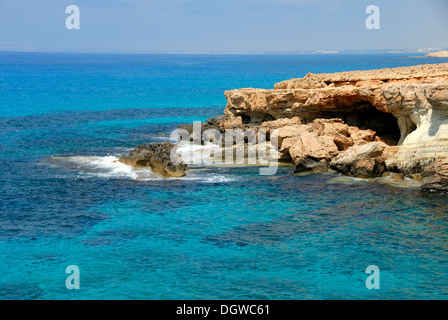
[0,300,439,318]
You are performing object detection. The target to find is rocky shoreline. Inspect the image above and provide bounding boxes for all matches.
[119,142,188,178]
[424,51,448,58]
[120,63,448,192]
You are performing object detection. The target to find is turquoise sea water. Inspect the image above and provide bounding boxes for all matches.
[1,52,448,299]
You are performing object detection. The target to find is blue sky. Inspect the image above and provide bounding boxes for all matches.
[0,0,447,52]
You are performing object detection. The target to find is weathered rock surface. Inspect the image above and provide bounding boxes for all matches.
[206,115,226,127]
[330,142,387,178]
[264,117,386,174]
[119,142,188,178]
[308,118,352,150]
[221,63,448,174]
[260,116,302,129]
[272,125,309,148]
[212,141,280,164]
[177,122,223,144]
[348,126,376,145]
[289,131,338,172]
[421,159,448,192]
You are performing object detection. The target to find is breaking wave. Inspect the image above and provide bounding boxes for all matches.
[45,155,238,183]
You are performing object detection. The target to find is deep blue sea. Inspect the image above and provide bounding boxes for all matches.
[1,52,448,299]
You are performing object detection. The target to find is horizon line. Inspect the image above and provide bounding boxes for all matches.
[0,47,446,55]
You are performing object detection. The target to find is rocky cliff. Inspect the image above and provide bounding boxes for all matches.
[221,63,448,176]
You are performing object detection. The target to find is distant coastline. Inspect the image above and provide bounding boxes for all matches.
[1,47,447,55]
[424,51,448,58]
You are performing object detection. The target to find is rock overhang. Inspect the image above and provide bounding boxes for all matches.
[221,63,448,174]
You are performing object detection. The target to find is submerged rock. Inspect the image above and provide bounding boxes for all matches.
[382,172,405,180]
[119,142,188,178]
[421,159,448,193]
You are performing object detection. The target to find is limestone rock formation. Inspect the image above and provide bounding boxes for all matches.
[222,63,448,174]
[177,122,223,144]
[421,159,448,192]
[424,51,448,58]
[272,125,309,149]
[262,117,387,175]
[260,116,302,129]
[308,119,352,150]
[289,131,338,172]
[330,142,387,178]
[119,142,188,178]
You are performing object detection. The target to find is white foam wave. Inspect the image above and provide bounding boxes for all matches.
[176,141,220,166]
[48,155,153,180]
[47,155,238,183]
[181,172,239,183]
